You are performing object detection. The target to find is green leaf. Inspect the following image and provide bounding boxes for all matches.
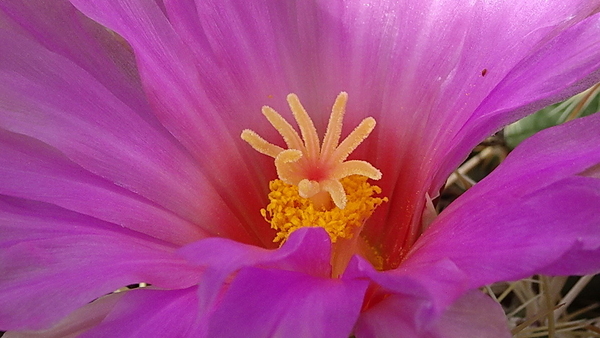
[504,84,600,148]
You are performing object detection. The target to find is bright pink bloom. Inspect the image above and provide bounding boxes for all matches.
[1,0,600,337]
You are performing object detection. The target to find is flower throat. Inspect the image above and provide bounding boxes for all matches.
[241,92,387,244]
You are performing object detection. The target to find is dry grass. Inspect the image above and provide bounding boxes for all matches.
[482,276,600,338]
[443,91,600,337]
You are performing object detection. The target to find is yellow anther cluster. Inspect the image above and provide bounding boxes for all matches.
[261,175,388,243]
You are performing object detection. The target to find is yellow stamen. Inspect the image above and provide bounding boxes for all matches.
[261,175,388,243]
[242,92,387,248]
[241,92,382,210]
[260,106,304,150]
[321,92,347,158]
[240,130,283,158]
[331,117,377,164]
[287,94,320,159]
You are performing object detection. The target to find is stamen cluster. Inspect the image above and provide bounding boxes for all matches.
[241,92,381,210]
[262,176,388,243]
[241,92,386,244]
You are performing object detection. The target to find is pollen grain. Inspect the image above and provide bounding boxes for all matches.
[261,175,387,243]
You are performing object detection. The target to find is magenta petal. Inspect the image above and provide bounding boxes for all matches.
[5,293,123,338]
[67,0,600,256]
[343,112,600,330]
[355,290,510,338]
[399,112,600,312]
[520,177,600,276]
[0,197,201,330]
[440,12,600,177]
[0,129,206,245]
[208,267,368,338]
[343,254,468,324]
[180,227,331,275]
[354,294,426,338]
[405,177,600,287]
[68,0,283,245]
[68,0,233,154]
[0,0,146,114]
[429,291,510,338]
[179,227,332,310]
[79,288,199,338]
[0,10,256,244]
[316,1,600,264]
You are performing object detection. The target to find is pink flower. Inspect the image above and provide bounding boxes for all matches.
[1,0,600,337]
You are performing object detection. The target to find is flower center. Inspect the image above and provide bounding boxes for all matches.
[262,175,387,243]
[241,92,386,246]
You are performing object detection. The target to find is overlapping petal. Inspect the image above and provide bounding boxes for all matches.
[5,293,124,338]
[6,288,201,338]
[0,1,263,245]
[179,227,332,311]
[438,11,600,184]
[207,267,367,338]
[355,290,511,338]
[79,288,200,338]
[68,0,282,245]
[0,0,145,114]
[0,196,202,330]
[48,228,364,338]
[0,129,206,245]
[395,112,600,318]
[334,112,600,335]
[356,1,600,265]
